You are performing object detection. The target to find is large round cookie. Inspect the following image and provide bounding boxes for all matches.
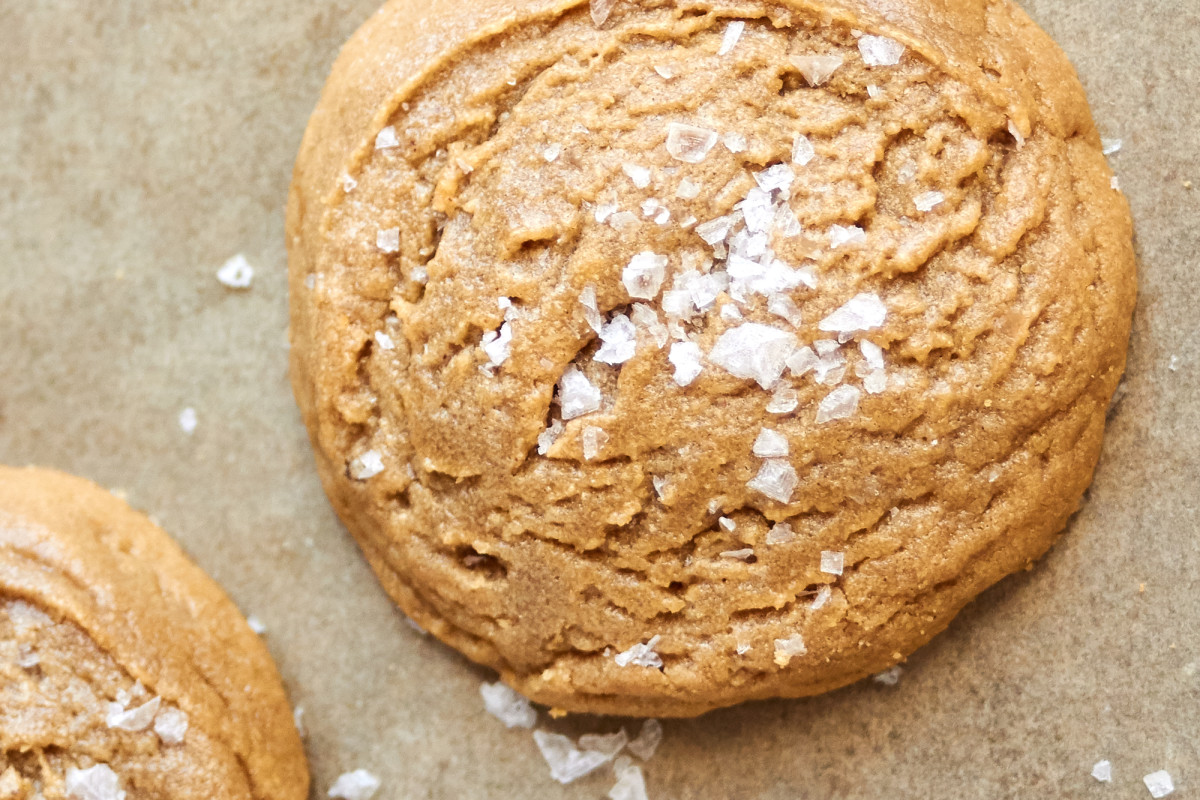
[0,467,309,799]
[288,0,1136,717]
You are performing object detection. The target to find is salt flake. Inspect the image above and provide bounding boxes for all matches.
[534,731,612,784]
[480,681,537,729]
[608,763,649,800]
[591,0,617,26]
[773,634,806,666]
[350,450,385,480]
[626,718,663,760]
[748,459,798,504]
[374,331,395,350]
[723,132,749,153]
[1091,760,1112,783]
[375,126,399,150]
[817,385,862,423]
[766,522,796,544]
[614,635,663,668]
[376,228,401,254]
[623,252,668,299]
[666,123,719,164]
[914,191,945,212]
[582,426,609,460]
[154,706,188,745]
[819,293,888,334]
[1144,771,1174,798]
[718,21,746,57]
[622,163,652,189]
[106,696,160,732]
[668,341,704,387]
[709,324,798,389]
[767,386,799,414]
[178,407,198,435]
[820,550,845,575]
[858,34,906,67]
[790,53,844,86]
[328,769,381,800]
[558,366,603,420]
[216,254,254,289]
[596,314,638,365]
[873,666,903,686]
[753,428,789,458]
[792,134,816,166]
[65,765,125,800]
[1102,138,1123,156]
[829,224,866,249]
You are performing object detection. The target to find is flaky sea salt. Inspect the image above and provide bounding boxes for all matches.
[579,286,603,334]
[696,215,735,245]
[1091,760,1112,783]
[792,134,816,166]
[608,762,649,800]
[1144,771,1174,798]
[342,174,357,193]
[107,696,160,732]
[723,132,748,153]
[748,459,798,504]
[873,666,903,686]
[154,706,188,745]
[722,548,755,561]
[914,191,945,212]
[820,550,845,575]
[591,0,617,26]
[376,228,401,254]
[756,164,795,195]
[1111,176,1121,190]
[829,224,866,248]
[178,407,197,435]
[669,342,704,387]
[480,681,537,729]
[614,635,663,668]
[718,20,746,56]
[652,475,669,499]
[596,315,638,365]
[768,294,803,327]
[622,163,652,189]
[817,385,862,423]
[375,126,399,150]
[860,340,885,370]
[858,34,905,66]
[328,769,381,800]
[558,366,603,420]
[1102,138,1123,155]
[709,324,797,389]
[787,345,818,378]
[534,731,611,785]
[374,331,395,350]
[349,450,385,480]
[582,426,609,460]
[627,719,663,760]
[766,522,796,545]
[718,517,737,533]
[790,53,844,86]
[676,179,701,200]
[538,419,564,455]
[666,123,719,164]
[543,143,563,163]
[630,304,669,348]
[594,204,618,224]
[1008,119,1026,148]
[481,322,513,367]
[578,730,629,759]
[863,371,888,394]
[767,386,799,414]
[654,64,677,80]
[811,585,832,610]
[216,254,254,289]
[753,428,789,458]
[773,634,806,666]
[65,765,124,800]
[819,293,887,333]
[623,252,668,299]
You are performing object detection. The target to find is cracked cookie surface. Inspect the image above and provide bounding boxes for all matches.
[288,0,1136,716]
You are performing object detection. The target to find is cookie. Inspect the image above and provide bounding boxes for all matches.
[0,467,310,799]
[288,0,1136,717]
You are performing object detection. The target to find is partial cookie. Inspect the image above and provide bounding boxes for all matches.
[288,0,1136,716]
[0,467,309,799]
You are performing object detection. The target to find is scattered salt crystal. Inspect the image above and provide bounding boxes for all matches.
[863,370,888,394]
[773,634,806,666]
[753,428,789,458]
[480,681,537,729]
[623,252,668,299]
[820,550,845,575]
[481,322,513,367]
[178,407,197,435]
[858,34,905,66]
[16,645,38,668]
[1143,770,1174,798]
[608,762,649,800]
[860,340,885,370]
[792,134,816,166]
[811,585,831,610]
[720,304,743,321]
[106,696,161,732]
[787,345,819,378]
[736,642,752,655]
[558,366,603,420]
[349,450,385,480]
[342,174,357,192]
[614,635,663,668]
[719,517,737,532]
[652,475,668,499]
[538,419,564,455]
[594,204,618,224]
[216,254,254,288]
[723,132,748,153]
[376,228,401,254]
[582,426,609,460]
[676,179,701,200]
[1169,355,1181,371]
[610,211,640,229]
[153,705,188,745]
[740,188,776,233]
[709,323,798,389]
[534,731,611,784]
[755,164,795,194]
[722,548,755,561]
[766,522,796,544]
[696,215,735,245]
[654,64,676,80]
[768,294,803,327]
[374,331,395,350]
[246,615,267,634]
[293,706,307,737]
[819,293,888,333]
[411,266,429,284]
[748,459,798,504]
[579,730,629,759]
[790,53,844,86]
[1102,138,1123,156]
[817,385,862,423]
[767,386,799,414]
[590,0,617,26]
[626,719,663,760]
[543,143,563,163]
[65,765,124,800]
[1111,176,1121,190]
[305,274,317,290]
[375,126,399,150]
[1008,119,1025,148]
[898,161,918,184]
[679,214,698,229]
[873,666,903,686]
[914,190,945,212]
[1091,760,1112,783]
[666,123,720,164]
[630,304,669,348]
[596,314,638,365]
[669,341,704,387]
[580,287,603,334]
[867,84,882,99]
[718,20,745,57]
[622,163,652,189]
[828,224,866,249]
[328,769,381,800]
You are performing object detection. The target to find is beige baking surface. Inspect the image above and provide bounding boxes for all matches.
[1,1,1196,797]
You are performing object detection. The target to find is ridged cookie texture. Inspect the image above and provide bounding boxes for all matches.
[0,467,310,799]
[288,0,1136,717]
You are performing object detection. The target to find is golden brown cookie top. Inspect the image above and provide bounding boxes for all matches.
[0,466,309,799]
[289,0,1135,716]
